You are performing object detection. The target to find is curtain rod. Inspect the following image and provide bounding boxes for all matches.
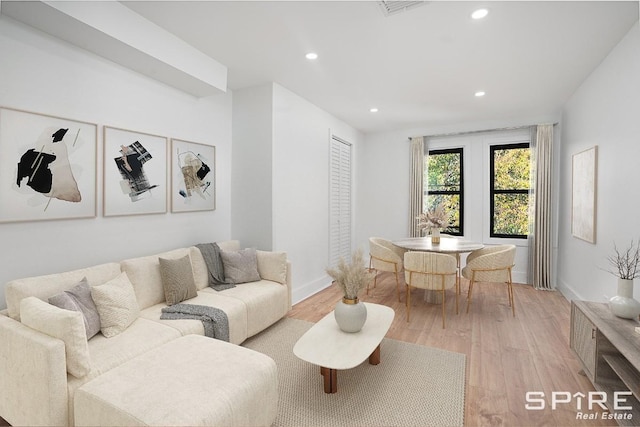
[409,122,558,140]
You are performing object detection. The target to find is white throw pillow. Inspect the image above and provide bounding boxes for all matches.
[256,250,288,285]
[91,272,140,338]
[20,296,92,378]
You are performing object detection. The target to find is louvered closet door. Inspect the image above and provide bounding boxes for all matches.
[329,137,352,267]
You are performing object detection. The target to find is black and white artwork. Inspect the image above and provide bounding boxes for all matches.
[0,107,97,223]
[171,139,215,213]
[103,127,167,216]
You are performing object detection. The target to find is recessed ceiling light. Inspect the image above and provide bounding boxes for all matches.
[305,52,318,60]
[370,108,379,113]
[475,91,486,97]
[471,8,489,20]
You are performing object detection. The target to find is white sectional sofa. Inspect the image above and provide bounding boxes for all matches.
[0,240,291,427]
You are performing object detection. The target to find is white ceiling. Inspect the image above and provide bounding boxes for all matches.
[121,1,638,134]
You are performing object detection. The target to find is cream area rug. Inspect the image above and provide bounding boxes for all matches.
[242,317,466,426]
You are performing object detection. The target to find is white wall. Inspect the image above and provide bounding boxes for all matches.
[271,84,363,303]
[231,84,273,249]
[0,17,232,309]
[558,22,640,303]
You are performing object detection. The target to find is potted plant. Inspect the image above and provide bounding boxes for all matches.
[605,240,640,319]
[416,202,451,243]
[326,249,375,332]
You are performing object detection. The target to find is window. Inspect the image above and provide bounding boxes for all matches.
[490,143,530,238]
[424,148,463,235]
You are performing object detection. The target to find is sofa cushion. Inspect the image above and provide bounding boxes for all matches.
[139,291,249,345]
[159,255,197,305]
[203,280,289,337]
[5,262,121,321]
[189,246,210,290]
[120,248,191,310]
[74,335,278,427]
[256,250,288,285]
[48,278,101,339]
[220,248,261,284]
[20,296,91,378]
[66,317,181,424]
[91,272,140,338]
[217,240,241,252]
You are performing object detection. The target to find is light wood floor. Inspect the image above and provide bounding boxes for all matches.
[289,273,618,427]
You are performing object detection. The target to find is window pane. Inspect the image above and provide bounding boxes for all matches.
[426,194,460,233]
[493,193,529,236]
[494,147,530,190]
[428,152,460,192]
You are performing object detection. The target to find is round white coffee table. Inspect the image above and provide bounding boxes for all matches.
[293,302,395,393]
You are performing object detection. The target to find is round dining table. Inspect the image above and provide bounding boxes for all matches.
[392,236,484,254]
[392,236,484,304]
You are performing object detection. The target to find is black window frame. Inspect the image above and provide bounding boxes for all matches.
[489,142,530,239]
[425,147,464,236]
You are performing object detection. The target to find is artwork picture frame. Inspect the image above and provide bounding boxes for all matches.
[571,145,597,243]
[0,107,97,223]
[103,126,168,217]
[170,139,216,213]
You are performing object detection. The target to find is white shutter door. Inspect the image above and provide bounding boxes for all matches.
[329,137,352,267]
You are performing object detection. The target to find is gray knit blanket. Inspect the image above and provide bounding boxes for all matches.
[160,303,229,342]
[196,243,236,291]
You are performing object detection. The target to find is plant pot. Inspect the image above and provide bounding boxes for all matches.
[334,297,367,333]
[431,229,441,244]
[609,278,640,320]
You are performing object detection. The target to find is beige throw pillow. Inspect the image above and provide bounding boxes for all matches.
[159,255,197,305]
[20,296,92,378]
[256,250,288,285]
[220,248,261,284]
[91,272,140,338]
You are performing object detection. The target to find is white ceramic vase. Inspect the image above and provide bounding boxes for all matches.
[334,297,367,333]
[609,278,640,320]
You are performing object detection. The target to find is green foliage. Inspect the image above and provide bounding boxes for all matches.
[493,194,529,235]
[424,151,461,233]
[493,146,530,236]
[494,147,530,190]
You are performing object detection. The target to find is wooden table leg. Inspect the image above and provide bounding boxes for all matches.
[368,344,381,365]
[320,366,337,393]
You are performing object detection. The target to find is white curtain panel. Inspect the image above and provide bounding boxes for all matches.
[409,137,425,237]
[528,124,554,290]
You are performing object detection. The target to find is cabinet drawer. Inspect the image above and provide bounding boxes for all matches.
[570,302,597,380]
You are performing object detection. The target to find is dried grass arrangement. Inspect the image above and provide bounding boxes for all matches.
[326,249,375,300]
[417,203,451,233]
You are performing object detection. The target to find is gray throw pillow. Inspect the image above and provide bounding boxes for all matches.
[220,248,261,284]
[159,255,198,306]
[49,277,101,339]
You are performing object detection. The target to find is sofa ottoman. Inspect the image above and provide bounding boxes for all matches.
[74,335,278,427]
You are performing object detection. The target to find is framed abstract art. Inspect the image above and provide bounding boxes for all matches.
[103,126,168,217]
[0,107,97,223]
[170,139,215,213]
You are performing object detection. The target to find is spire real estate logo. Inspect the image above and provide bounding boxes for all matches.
[525,391,635,421]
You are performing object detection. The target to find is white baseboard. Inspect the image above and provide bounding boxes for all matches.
[292,275,333,305]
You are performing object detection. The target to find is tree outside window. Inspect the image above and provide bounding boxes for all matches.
[490,143,530,238]
[424,148,463,235]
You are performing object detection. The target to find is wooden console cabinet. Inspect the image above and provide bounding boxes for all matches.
[570,301,640,425]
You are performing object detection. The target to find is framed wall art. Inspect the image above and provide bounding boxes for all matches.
[170,139,215,213]
[103,126,167,217]
[572,145,597,243]
[0,107,97,223]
